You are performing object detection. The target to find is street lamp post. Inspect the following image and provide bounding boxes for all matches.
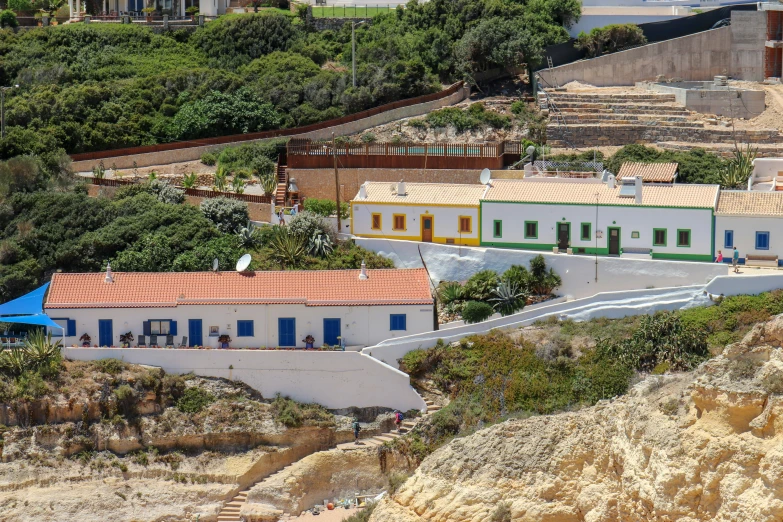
[352,20,366,88]
[1,85,19,140]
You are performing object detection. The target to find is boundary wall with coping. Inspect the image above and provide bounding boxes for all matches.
[70,84,470,172]
[62,348,426,412]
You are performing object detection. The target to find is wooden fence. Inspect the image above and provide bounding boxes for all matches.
[90,177,273,204]
[287,140,523,169]
[70,82,465,162]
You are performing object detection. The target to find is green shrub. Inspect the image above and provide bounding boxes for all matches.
[200,197,249,234]
[93,359,127,375]
[176,386,215,414]
[437,282,463,304]
[303,198,349,219]
[491,502,512,522]
[201,152,218,166]
[0,9,18,28]
[463,270,499,301]
[461,301,494,324]
[113,385,138,417]
[270,394,333,428]
[343,503,376,522]
[575,24,647,58]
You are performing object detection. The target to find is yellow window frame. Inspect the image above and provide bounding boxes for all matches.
[458,215,472,234]
[392,213,407,231]
[371,213,382,230]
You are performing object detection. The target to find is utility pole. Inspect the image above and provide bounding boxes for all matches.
[332,132,341,232]
[0,85,19,140]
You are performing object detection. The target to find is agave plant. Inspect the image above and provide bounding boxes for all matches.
[489,280,527,316]
[23,330,63,372]
[438,282,463,304]
[231,176,246,194]
[181,172,198,189]
[720,143,757,189]
[213,166,228,192]
[308,230,334,257]
[260,174,278,197]
[237,223,258,247]
[267,227,307,269]
[0,345,28,377]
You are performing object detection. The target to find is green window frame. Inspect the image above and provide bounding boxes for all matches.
[653,228,667,247]
[677,229,691,248]
[580,222,591,241]
[493,220,502,238]
[524,221,538,239]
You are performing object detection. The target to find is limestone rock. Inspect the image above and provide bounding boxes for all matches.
[370,315,783,522]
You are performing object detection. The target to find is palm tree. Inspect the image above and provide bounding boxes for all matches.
[213,166,228,192]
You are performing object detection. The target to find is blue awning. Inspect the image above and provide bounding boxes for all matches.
[0,314,63,330]
[0,283,50,317]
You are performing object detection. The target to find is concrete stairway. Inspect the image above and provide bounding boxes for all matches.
[337,399,442,451]
[217,490,249,522]
[542,91,783,148]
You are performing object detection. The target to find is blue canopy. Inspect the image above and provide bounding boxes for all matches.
[0,314,63,330]
[0,283,50,317]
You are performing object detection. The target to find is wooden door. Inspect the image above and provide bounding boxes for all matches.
[608,227,620,255]
[557,223,570,250]
[422,216,433,242]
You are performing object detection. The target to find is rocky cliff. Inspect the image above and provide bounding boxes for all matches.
[370,315,783,522]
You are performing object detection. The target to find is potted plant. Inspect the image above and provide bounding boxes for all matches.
[80,333,91,347]
[142,6,155,21]
[186,5,198,20]
[119,332,134,348]
[218,334,231,349]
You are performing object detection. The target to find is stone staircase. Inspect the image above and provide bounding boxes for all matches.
[214,399,442,520]
[542,91,783,149]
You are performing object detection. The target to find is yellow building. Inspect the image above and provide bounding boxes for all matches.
[350,181,487,246]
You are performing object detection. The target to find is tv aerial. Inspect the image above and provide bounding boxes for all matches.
[212,258,219,272]
[236,254,252,272]
[479,168,492,185]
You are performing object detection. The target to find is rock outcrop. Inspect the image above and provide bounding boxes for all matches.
[370,315,783,522]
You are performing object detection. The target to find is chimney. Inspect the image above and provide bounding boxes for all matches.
[359,260,368,280]
[635,175,643,204]
[104,261,114,283]
[358,183,367,200]
[607,173,616,189]
[397,180,406,196]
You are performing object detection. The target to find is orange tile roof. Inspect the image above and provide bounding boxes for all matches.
[483,179,718,208]
[617,162,678,183]
[45,270,434,309]
[716,190,783,216]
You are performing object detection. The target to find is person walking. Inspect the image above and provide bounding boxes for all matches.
[716,250,723,263]
[394,410,404,433]
[352,417,361,444]
[277,208,285,226]
[732,247,740,273]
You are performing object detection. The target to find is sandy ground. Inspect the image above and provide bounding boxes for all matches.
[284,506,367,521]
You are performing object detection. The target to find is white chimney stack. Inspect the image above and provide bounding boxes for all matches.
[634,176,643,204]
[359,260,368,280]
[607,174,616,189]
[358,183,367,200]
[104,261,114,283]
[397,180,406,196]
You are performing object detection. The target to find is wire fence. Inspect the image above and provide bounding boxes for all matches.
[310,4,399,17]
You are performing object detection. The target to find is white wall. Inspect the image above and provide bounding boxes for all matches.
[480,202,713,259]
[48,302,433,348]
[356,239,726,299]
[752,158,783,183]
[715,216,783,264]
[63,348,426,412]
[352,202,480,245]
[706,274,783,296]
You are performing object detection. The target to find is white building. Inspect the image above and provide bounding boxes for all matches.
[44,267,435,349]
[715,191,783,266]
[480,178,718,261]
[351,181,487,247]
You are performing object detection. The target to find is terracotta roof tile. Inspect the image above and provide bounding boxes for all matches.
[45,270,434,309]
[716,191,783,216]
[483,179,718,208]
[354,182,486,206]
[617,162,678,183]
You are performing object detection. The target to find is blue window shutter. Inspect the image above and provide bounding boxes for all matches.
[725,230,733,248]
[237,320,254,337]
[390,314,407,331]
[400,315,406,330]
[756,232,770,250]
[247,320,254,337]
[67,319,76,337]
[143,321,151,336]
[169,320,177,336]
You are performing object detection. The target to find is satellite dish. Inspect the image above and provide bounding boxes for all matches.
[212,258,219,271]
[479,168,491,185]
[236,254,252,272]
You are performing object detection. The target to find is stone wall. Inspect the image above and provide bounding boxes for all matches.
[70,85,470,173]
[538,26,733,87]
[290,168,525,201]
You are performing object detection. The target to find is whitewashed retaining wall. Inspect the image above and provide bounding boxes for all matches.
[356,239,726,299]
[63,348,426,412]
[706,274,783,297]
